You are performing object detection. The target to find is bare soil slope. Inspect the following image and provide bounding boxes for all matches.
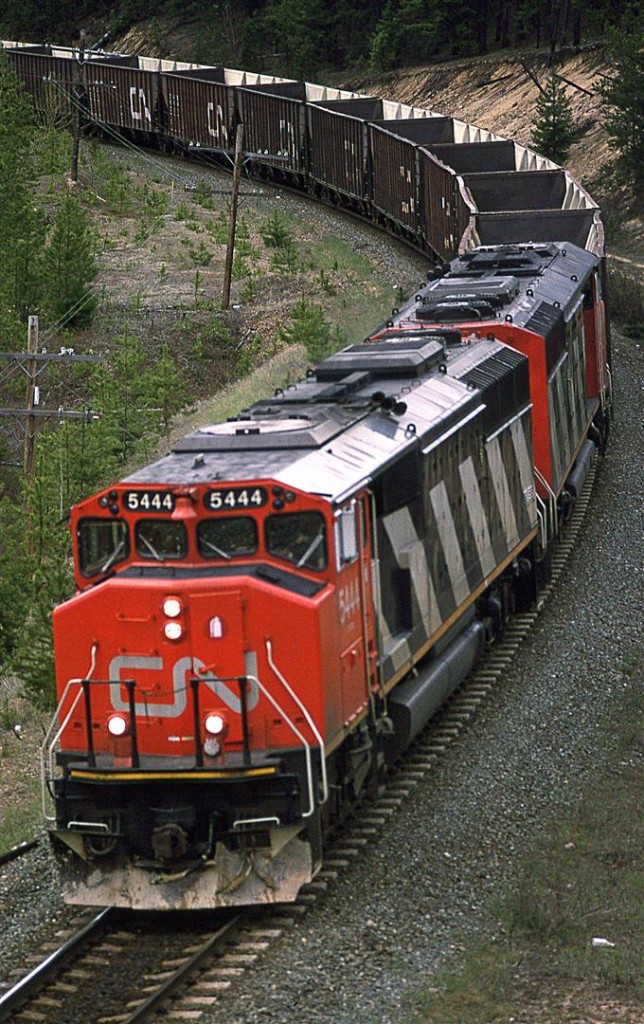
[349,47,607,187]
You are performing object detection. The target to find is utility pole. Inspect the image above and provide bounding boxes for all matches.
[221,123,245,311]
[70,43,85,183]
[22,315,39,489]
[0,316,102,497]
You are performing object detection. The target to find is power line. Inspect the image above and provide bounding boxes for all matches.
[0,317,102,491]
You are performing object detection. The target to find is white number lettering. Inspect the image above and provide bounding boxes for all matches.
[338,579,361,625]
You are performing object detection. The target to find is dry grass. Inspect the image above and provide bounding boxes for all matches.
[607,263,644,337]
[157,343,309,453]
[0,678,46,854]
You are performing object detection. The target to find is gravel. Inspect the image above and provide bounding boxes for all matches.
[1,315,641,1020]
[0,843,71,988]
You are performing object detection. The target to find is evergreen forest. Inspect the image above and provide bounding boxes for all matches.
[0,1,640,78]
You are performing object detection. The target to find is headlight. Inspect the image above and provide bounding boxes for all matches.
[107,714,129,737]
[163,596,182,618]
[204,712,227,736]
[164,620,183,641]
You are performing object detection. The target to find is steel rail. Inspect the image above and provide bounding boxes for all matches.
[0,839,38,867]
[122,913,242,1022]
[0,907,116,1023]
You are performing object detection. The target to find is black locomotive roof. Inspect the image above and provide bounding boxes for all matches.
[412,241,598,332]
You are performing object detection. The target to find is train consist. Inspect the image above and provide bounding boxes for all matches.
[2,41,611,909]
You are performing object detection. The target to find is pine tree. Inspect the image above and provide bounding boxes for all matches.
[279,299,345,364]
[600,16,644,190]
[43,192,98,329]
[531,71,576,164]
[140,343,187,434]
[369,1,404,70]
[0,51,44,342]
[0,490,32,667]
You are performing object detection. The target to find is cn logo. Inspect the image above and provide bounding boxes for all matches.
[207,102,228,145]
[129,87,152,125]
[108,655,259,718]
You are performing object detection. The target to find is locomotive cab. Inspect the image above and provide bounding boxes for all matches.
[46,478,376,909]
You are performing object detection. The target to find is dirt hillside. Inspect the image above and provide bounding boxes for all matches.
[345,45,610,196]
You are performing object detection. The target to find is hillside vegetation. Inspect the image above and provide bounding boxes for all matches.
[0,1,637,80]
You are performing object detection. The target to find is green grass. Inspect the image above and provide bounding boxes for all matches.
[158,344,309,453]
[400,662,644,1023]
[0,793,42,855]
[302,233,413,343]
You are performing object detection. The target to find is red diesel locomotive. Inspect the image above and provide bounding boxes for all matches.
[45,239,610,909]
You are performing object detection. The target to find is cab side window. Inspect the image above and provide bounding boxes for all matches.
[335,501,359,570]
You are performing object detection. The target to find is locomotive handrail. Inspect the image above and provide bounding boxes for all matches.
[192,661,321,820]
[240,671,319,820]
[44,659,321,823]
[534,492,548,551]
[265,639,329,805]
[534,466,559,541]
[189,674,253,767]
[42,644,98,821]
[604,363,613,413]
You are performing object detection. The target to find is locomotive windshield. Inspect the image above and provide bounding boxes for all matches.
[78,518,129,578]
[197,516,258,559]
[135,520,187,560]
[266,511,327,570]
